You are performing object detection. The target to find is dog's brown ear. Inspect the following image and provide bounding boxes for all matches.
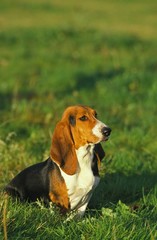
[50,121,77,175]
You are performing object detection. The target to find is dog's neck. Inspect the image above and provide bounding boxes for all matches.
[76,144,94,170]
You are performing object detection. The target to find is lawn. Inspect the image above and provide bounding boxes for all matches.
[0,0,157,239]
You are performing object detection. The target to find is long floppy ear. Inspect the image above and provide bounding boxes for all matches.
[50,121,78,175]
[92,143,105,176]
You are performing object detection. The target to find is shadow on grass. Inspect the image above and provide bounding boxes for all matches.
[89,172,157,209]
[54,67,124,98]
[74,67,124,91]
[0,90,38,111]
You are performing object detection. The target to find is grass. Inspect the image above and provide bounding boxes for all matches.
[0,0,157,239]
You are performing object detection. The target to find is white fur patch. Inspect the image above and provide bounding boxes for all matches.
[92,120,107,141]
[60,144,100,211]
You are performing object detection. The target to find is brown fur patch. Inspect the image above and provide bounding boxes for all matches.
[49,163,70,212]
[50,121,78,175]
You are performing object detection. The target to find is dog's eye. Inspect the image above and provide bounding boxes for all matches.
[79,115,88,121]
[95,112,98,118]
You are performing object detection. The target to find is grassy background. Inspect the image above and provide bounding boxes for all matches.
[0,0,157,239]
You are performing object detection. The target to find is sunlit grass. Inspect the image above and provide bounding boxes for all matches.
[0,0,157,39]
[0,0,157,239]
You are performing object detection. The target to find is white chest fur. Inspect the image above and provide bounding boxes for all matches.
[60,144,99,210]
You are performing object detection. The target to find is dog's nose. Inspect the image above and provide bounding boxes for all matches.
[101,127,112,137]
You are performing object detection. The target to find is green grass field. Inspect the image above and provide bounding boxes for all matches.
[0,0,157,239]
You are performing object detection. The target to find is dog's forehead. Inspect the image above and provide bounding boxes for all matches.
[72,106,94,116]
[62,106,95,119]
[75,106,94,115]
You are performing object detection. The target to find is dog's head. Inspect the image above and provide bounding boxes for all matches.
[50,105,111,175]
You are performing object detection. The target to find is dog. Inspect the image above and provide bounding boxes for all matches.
[5,105,111,217]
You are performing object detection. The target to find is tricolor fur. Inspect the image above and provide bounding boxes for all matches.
[5,105,111,217]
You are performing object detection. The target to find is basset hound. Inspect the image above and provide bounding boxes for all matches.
[5,105,111,217]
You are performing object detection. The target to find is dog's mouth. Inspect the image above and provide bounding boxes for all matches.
[101,136,110,142]
[103,136,110,141]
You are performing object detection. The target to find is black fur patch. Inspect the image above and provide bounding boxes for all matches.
[69,115,76,126]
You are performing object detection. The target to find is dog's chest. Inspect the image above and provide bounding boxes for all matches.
[60,145,95,209]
